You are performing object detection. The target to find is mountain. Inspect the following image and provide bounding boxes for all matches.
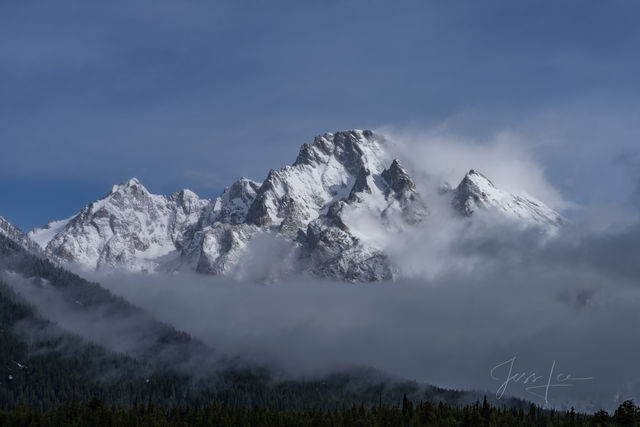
[449,169,563,227]
[0,215,41,254]
[297,157,428,281]
[27,179,210,272]
[27,130,562,281]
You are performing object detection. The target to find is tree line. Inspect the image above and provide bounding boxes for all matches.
[1,395,638,426]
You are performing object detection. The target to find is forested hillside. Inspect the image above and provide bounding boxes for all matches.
[0,233,512,412]
[1,396,634,426]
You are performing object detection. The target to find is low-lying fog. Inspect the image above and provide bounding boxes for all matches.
[6,131,640,412]
[77,215,640,413]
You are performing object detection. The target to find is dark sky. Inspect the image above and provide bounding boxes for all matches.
[1,0,639,230]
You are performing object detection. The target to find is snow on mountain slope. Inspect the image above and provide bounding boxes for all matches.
[246,130,390,235]
[298,159,429,281]
[194,178,262,228]
[27,129,563,281]
[28,178,210,272]
[0,215,41,254]
[0,215,25,243]
[174,178,261,274]
[450,170,563,228]
[29,217,74,250]
[185,130,392,276]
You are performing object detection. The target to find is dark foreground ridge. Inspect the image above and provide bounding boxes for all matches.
[0,396,633,426]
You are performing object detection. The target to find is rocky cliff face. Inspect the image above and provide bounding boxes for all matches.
[449,170,563,227]
[28,178,209,272]
[27,130,563,281]
[0,215,41,254]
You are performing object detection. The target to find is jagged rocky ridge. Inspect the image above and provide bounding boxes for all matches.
[448,169,563,227]
[0,215,42,255]
[25,130,563,281]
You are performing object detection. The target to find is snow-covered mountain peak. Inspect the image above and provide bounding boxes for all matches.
[208,177,261,225]
[88,178,164,222]
[295,155,429,282]
[246,130,390,231]
[29,178,212,271]
[451,170,501,214]
[293,129,388,175]
[461,168,496,190]
[25,129,564,281]
[170,188,200,205]
[109,177,147,195]
[381,159,416,195]
[1,215,41,253]
[451,169,563,228]
[0,215,19,236]
[222,178,261,203]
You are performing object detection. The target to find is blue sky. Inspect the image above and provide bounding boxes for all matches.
[1,0,639,231]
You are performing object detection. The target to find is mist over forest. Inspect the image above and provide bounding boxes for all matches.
[2,2,640,425]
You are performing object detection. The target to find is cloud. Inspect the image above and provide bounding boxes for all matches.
[0,270,222,375]
[4,123,640,412]
[379,127,569,211]
[5,189,640,411]
[51,214,638,412]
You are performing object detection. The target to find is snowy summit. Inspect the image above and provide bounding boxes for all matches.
[25,130,562,281]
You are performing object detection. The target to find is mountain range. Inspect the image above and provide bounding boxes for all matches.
[0,129,565,410]
[5,130,561,282]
